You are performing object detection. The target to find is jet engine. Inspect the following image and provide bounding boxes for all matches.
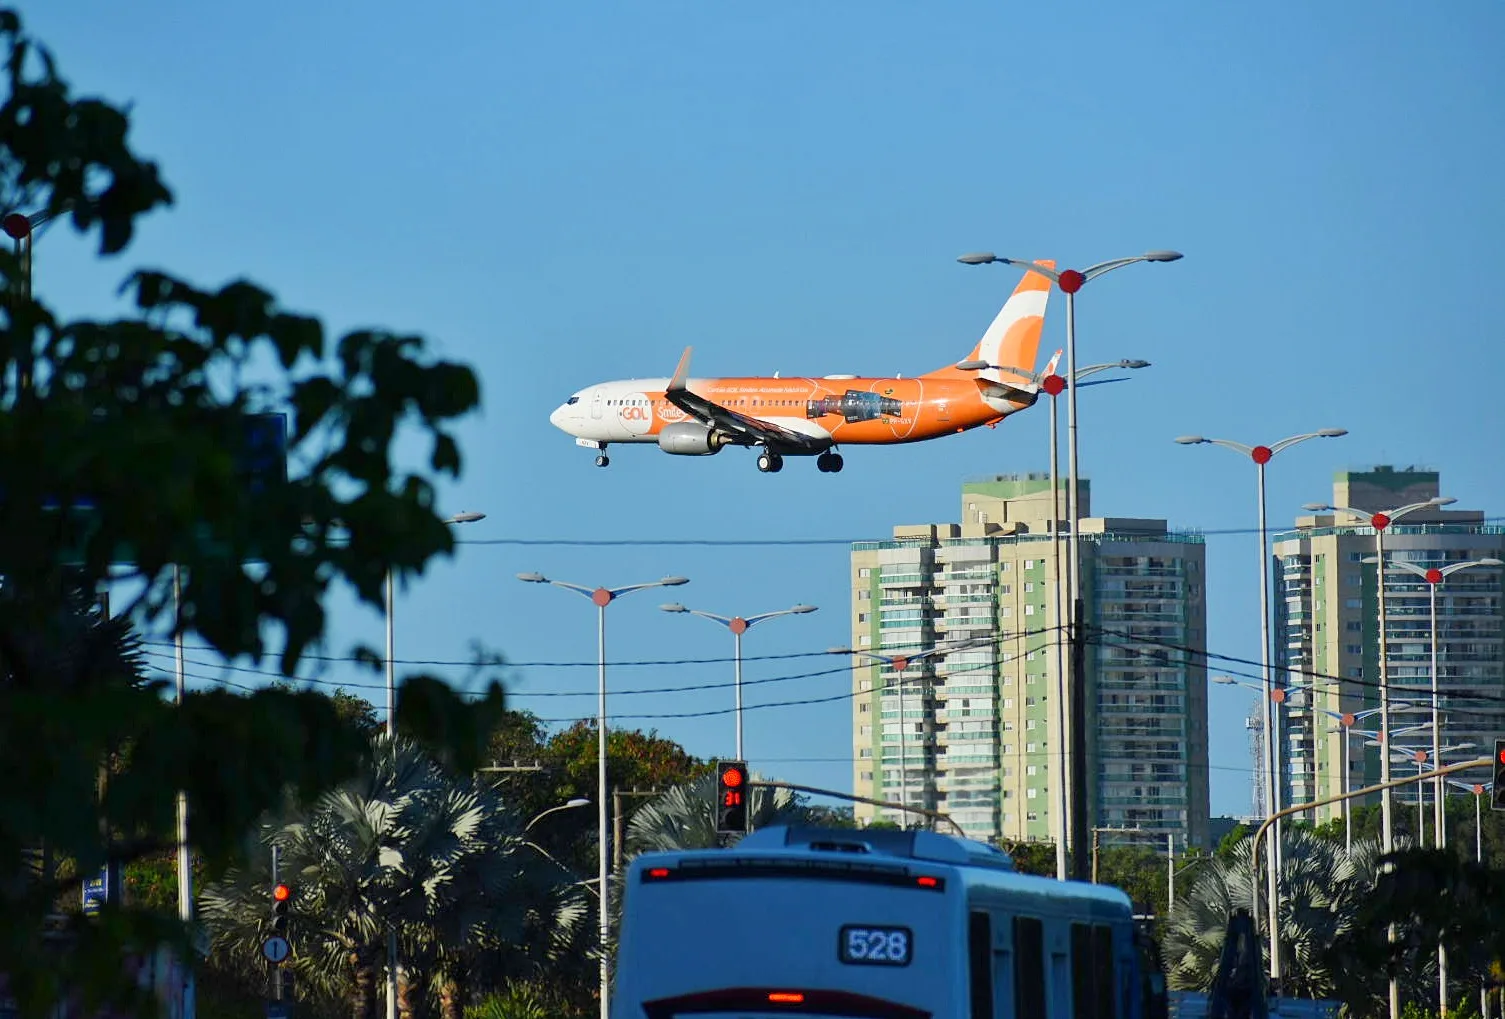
[657,422,730,455]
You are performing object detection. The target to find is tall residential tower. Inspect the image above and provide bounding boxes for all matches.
[848,473,1210,849]
[1272,467,1504,822]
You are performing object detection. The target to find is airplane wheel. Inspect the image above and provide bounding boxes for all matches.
[595,454,610,467]
[757,451,783,473]
[827,453,844,473]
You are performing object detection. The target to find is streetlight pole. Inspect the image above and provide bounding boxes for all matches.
[518,572,689,1019]
[960,249,1181,882]
[954,354,1149,881]
[830,639,985,829]
[1452,778,1495,1019]
[660,602,817,760]
[1177,430,1346,988]
[383,511,484,1019]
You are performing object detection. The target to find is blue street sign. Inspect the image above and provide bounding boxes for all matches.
[81,867,109,915]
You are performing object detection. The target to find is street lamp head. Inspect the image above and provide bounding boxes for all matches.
[957,252,998,265]
[564,797,590,808]
[1429,496,1458,507]
[659,603,688,613]
[661,576,690,586]
[1478,558,1505,567]
[1301,503,1332,512]
[791,604,818,614]
[517,572,547,583]
[1121,360,1151,369]
[827,645,854,655]
[1211,675,1235,685]
[448,511,487,523]
[1143,250,1183,262]
[1174,435,1207,445]
[955,359,991,371]
[1316,428,1348,438]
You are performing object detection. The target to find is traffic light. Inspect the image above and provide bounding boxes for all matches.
[271,882,291,933]
[1493,740,1505,811]
[714,760,750,834]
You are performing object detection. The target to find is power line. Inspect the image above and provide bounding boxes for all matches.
[451,517,1505,548]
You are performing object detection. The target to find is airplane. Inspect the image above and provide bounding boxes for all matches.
[547,262,1057,474]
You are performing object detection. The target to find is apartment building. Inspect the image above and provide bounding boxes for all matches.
[849,473,1210,849]
[1272,466,1504,822]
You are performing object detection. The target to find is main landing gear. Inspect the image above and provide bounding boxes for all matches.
[816,451,844,473]
[756,449,783,473]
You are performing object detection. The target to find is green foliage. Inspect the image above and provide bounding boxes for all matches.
[1216,824,1249,860]
[0,7,507,1015]
[1005,841,1056,877]
[465,982,586,1019]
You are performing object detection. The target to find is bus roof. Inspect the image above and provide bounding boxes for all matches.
[627,826,1134,913]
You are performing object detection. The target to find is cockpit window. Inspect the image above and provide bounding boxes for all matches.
[566,396,580,405]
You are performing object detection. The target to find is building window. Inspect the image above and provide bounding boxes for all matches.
[858,589,871,601]
[1025,582,1035,593]
[860,770,873,782]
[858,568,872,577]
[1345,621,1362,632]
[858,613,869,623]
[1025,560,1035,569]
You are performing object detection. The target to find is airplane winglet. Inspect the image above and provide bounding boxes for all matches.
[1042,348,1063,378]
[669,346,693,392]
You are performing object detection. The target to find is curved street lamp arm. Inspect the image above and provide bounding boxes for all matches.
[1082,256,1151,282]
[1270,432,1334,456]
[1201,437,1256,456]
[548,580,600,599]
[1442,557,1505,578]
[743,607,816,627]
[997,257,1063,284]
[682,608,734,627]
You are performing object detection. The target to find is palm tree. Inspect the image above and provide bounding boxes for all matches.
[1163,829,1412,1006]
[201,734,587,1019]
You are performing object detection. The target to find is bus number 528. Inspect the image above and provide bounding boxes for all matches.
[839,925,911,966]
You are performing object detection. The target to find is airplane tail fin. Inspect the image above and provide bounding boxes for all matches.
[923,260,1055,384]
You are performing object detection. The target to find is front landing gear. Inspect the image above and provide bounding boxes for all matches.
[816,451,844,473]
[756,450,784,473]
[595,453,610,467]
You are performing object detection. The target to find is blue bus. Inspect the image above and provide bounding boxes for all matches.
[612,825,1166,1019]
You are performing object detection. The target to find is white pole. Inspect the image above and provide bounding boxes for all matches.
[1343,732,1352,854]
[898,666,909,825]
[734,629,744,761]
[596,604,611,1018]
[1374,528,1398,1019]
[174,566,196,1019]
[1433,577,1446,1017]
[1256,462,1280,986]
[1049,388,1068,881]
[1167,832,1175,915]
[384,566,398,1019]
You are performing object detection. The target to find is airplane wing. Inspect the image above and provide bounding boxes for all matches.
[664,347,830,452]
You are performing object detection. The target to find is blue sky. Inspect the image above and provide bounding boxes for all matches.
[25,3,1505,820]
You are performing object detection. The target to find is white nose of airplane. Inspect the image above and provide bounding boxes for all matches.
[549,402,578,434]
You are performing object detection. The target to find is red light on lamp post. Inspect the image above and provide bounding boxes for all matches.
[1057,269,1085,293]
[1042,374,1066,396]
[1425,568,1443,585]
[1251,446,1272,465]
[273,883,291,902]
[2,213,31,240]
[1370,512,1391,530]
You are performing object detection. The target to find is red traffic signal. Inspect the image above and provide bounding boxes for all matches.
[715,760,750,834]
[273,883,291,902]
